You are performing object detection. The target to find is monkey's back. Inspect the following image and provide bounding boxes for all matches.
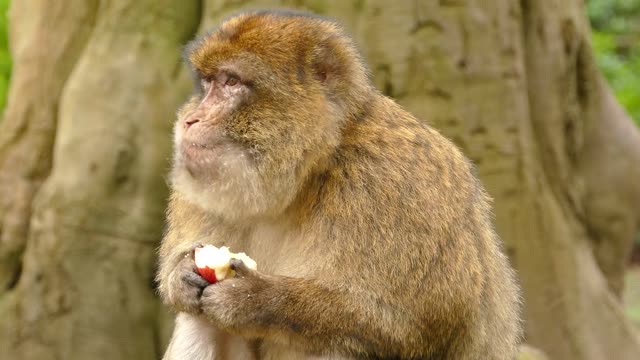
[311,94,522,359]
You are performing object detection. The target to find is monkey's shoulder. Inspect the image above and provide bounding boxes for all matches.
[325,100,485,221]
[337,100,477,192]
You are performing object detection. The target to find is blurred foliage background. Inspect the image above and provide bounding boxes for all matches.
[0,0,10,112]
[589,0,640,125]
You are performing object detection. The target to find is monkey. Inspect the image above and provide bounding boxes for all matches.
[157,9,522,360]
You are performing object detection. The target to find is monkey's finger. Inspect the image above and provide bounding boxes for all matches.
[229,258,254,277]
[185,242,204,259]
[191,242,204,250]
[182,271,210,288]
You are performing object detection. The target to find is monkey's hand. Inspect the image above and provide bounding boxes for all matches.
[200,258,276,333]
[165,244,210,314]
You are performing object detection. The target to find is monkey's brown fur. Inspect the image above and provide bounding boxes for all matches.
[158,10,522,360]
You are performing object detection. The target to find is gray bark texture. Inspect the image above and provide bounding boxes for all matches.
[0,1,638,360]
[0,1,200,359]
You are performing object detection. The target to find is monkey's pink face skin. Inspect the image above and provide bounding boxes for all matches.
[173,69,252,181]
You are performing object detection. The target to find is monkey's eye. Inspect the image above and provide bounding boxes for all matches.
[225,76,239,87]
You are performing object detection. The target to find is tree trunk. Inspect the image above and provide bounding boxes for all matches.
[0,0,99,293]
[1,1,639,360]
[0,0,200,359]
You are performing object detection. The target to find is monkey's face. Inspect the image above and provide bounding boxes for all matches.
[171,58,277,220]
[170,13,365,219]
[173,70,253,182]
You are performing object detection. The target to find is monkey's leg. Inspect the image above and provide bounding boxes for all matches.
[163,312,256,360]
[163,313,217,360]
[259,341,356,360]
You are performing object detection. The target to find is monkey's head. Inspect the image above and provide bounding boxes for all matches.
[171,10,372,220]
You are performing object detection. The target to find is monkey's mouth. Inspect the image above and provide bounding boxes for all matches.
[181,142,214,158]
[180,141,222,167]
[177,138,248,181]
[177,141,220,175]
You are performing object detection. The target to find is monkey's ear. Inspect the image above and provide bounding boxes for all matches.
[311,32,372,114]
[311,37,344,85]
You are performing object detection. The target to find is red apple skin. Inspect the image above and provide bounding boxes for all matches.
[197,266,218,284]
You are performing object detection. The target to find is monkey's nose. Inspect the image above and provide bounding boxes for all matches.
[185,118,200,128]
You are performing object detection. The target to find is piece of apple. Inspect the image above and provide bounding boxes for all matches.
[194,245,257,283]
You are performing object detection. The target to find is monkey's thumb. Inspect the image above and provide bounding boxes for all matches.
[229,258,251,276]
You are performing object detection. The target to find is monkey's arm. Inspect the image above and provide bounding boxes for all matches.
[200,260,415,358]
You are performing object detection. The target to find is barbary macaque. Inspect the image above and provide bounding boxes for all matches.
[157,9,522,360]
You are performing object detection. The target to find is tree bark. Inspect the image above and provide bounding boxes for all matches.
[0,0,99,293]
[1,1,639,360]
[0,1,200,359]
[518,1,640,358]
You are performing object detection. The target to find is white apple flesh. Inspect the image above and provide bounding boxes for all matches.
[194,245,257,283]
